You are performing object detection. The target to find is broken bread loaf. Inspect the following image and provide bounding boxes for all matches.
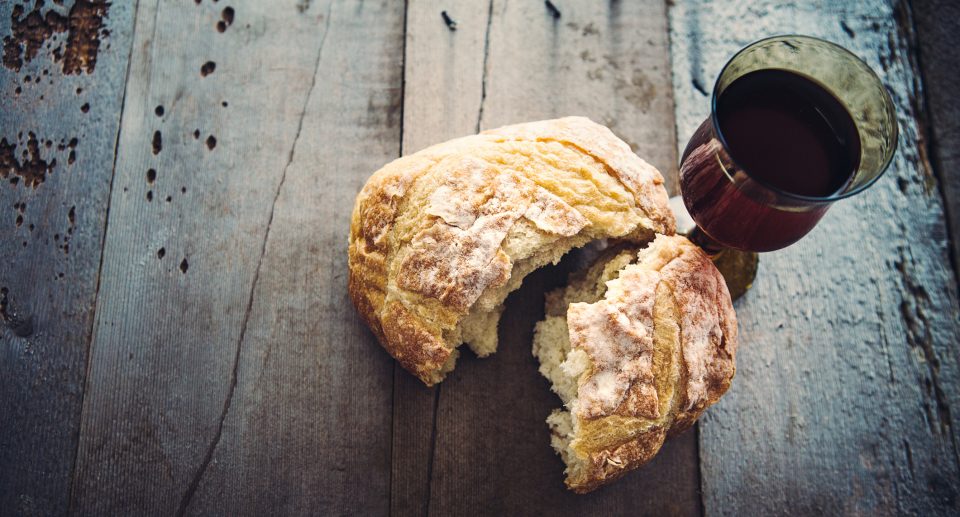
[348,117,675,385]
[533,234,737,493]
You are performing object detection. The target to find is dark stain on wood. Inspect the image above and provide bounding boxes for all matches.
[152,130,161,154]
[0,132,57,187]
[0,286,34,337]
[2,0,111,75]
[200,60,216,77]
[205,134,216,149]
[894,247,957,461]
[217,7,234,33]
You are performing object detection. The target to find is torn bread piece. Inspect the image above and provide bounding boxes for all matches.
[533,234,737,493]
[348,117,674,385]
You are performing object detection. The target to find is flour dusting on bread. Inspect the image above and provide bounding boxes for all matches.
[532,235,737,493]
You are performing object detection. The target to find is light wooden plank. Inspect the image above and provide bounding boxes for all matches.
[0,1,136,514]
[913,0,960,284]
[395,0,699,514]
[70,1,402,514]
[668,0,960,513]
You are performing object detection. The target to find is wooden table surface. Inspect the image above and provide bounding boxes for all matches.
[1,0,958,515]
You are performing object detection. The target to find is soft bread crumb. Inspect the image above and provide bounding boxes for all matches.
[532,316,576,404]
[534,244,647,482]
[533,245,638,406]
[547,409,584,481]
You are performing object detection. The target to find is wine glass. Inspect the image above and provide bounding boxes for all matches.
[672,35,899,299]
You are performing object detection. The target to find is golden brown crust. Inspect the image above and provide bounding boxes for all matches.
[664,237,738,434]
[562,235,737,492]
[348,117,674,385]
[380,302,451,384]
[568,427,668,494]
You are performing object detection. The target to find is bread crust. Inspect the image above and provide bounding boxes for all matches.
[348,117,675,385]
[562,235,737,492]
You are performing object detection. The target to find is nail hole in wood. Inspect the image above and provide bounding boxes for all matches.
[201,61,216,77]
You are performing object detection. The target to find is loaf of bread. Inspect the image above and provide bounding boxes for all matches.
[533,234,737,492]
[348,117,737,493]
[348,117,675,385]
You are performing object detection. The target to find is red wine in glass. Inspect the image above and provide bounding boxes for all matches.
[681,69,862,252]
[676,36,898,296]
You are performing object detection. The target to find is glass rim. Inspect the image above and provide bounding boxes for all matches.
[709,34,899,203]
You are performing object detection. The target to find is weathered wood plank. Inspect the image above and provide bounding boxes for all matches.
[0,1,136,514]
[70,1,402,514]
[394,0,699,514]
[390,2,489,515]
[912,0,960,284]
[668,0,960,514]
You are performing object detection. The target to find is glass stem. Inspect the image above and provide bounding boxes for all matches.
[688,226,726,255]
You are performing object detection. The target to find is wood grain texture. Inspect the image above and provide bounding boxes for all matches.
[390,1,489,515]
[668,0,960,514]
[0,2,136,515]
[912,0,960,284]
[70,1,402,514]
[394,1,700,515]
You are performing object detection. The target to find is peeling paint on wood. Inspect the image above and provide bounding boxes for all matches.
[2,0,112,75]
[0,0,136,514]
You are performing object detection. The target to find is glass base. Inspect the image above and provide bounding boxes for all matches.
[669,196,757,301]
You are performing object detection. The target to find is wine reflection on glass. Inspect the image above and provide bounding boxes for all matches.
[672,35,899,299]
